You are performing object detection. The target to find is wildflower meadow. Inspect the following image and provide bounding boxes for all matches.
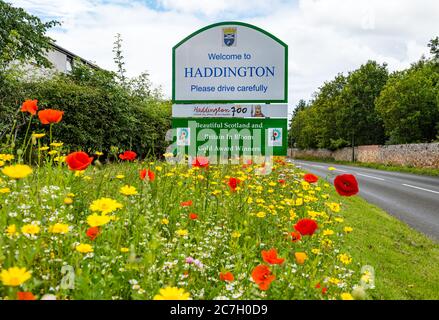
[0,100,374,301]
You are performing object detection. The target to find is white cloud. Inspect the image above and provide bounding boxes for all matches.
[9,0,439,113]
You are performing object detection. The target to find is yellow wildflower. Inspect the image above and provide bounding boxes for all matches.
[31,133,45,139]
[120,247,129,253]
[48,223,70,234]
[87,214,111,227]
[21,224,40,235]
[89,198,123,215]
[115,174,125,179]
[0,267,31,286]
[2,164,32,179]
[338,253,352,265]
[39,146,49,151]
[0,154,14,161]
[256,211,266,218]
[322,229,334,236]
[0,187,11,193]
[120,185,138,196]
[153,287,190,300]
[6,224,18,237]
[326,202,341,213]
[344,226,353,233]
[50,142,63,148]
[76,244,93,253]
[341,293,354,300]
[231,231,241,238]
[176,229,188,237]
[64,197,73,205]
[161,218,169,225]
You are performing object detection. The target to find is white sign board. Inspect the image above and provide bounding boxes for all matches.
[173,22,287,103]
[172,104,288,118]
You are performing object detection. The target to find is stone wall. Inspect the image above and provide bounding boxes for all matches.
[289,143,439,169]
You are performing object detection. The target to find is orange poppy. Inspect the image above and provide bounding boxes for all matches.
[261,248,285,265]
[17,292,36,300]
[219,271,234,282]
[20,99,38,115]
[38,109,64,124]
[251,265,276,291]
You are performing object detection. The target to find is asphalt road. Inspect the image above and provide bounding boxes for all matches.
[290,159,439,241]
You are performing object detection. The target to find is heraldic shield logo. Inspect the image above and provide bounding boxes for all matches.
[223,27,237,47]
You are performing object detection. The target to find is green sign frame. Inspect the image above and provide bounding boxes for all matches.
[172,21,288,104]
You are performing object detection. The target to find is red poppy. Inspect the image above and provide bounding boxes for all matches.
[38,109,64,124]
[227,177,241,192]
[119,151,137,161]
[278,179,286,184]
[294,218,318,236]
[192,156,209,168]
[219,271,234,282]
[251,265,276,291]
[20,99,38,115]
[290,231,301,242]
[304,173,319,183]
[180,200,193,207]
[65,151,93,171]
[189,213,198,220]
[17,292,36,300]
[86,227,100,240]
[322,287,328,294]
[140,169,155,181]
[334,174,359,196]
[261,248,285,265]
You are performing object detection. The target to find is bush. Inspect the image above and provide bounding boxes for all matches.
[0,65,172,159]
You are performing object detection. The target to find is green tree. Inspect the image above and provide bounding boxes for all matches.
[0,0,59,71]
[336,61,388,150]
[376,60,439,143]
[428,36,439,61]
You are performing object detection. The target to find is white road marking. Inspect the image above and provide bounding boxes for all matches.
[402,184,439,195]
[357,173,385,181]
[334,169,348,172]
[311,164,325,168]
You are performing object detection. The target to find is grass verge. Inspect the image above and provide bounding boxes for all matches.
[333,189,439,299]
[293,156,439,176]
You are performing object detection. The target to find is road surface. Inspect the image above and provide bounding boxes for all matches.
[290,159,439,241]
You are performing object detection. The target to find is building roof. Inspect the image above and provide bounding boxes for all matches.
[50,42,100,70]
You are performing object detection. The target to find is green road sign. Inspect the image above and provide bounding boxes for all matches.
[172,117,287,157]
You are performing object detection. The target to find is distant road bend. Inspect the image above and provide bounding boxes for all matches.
[290,159,439,241]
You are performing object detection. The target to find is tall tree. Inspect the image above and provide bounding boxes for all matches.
[0,0,59,71]
[336,61,388,151]
[376,60,439,144]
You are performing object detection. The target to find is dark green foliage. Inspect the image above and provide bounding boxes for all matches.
[0,63,171,159]
[375,60,439,144]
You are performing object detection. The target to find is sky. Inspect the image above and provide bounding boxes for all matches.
[9,0,439,113]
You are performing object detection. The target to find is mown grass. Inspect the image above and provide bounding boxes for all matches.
[293,156,439,176]
[332,189,439,299]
